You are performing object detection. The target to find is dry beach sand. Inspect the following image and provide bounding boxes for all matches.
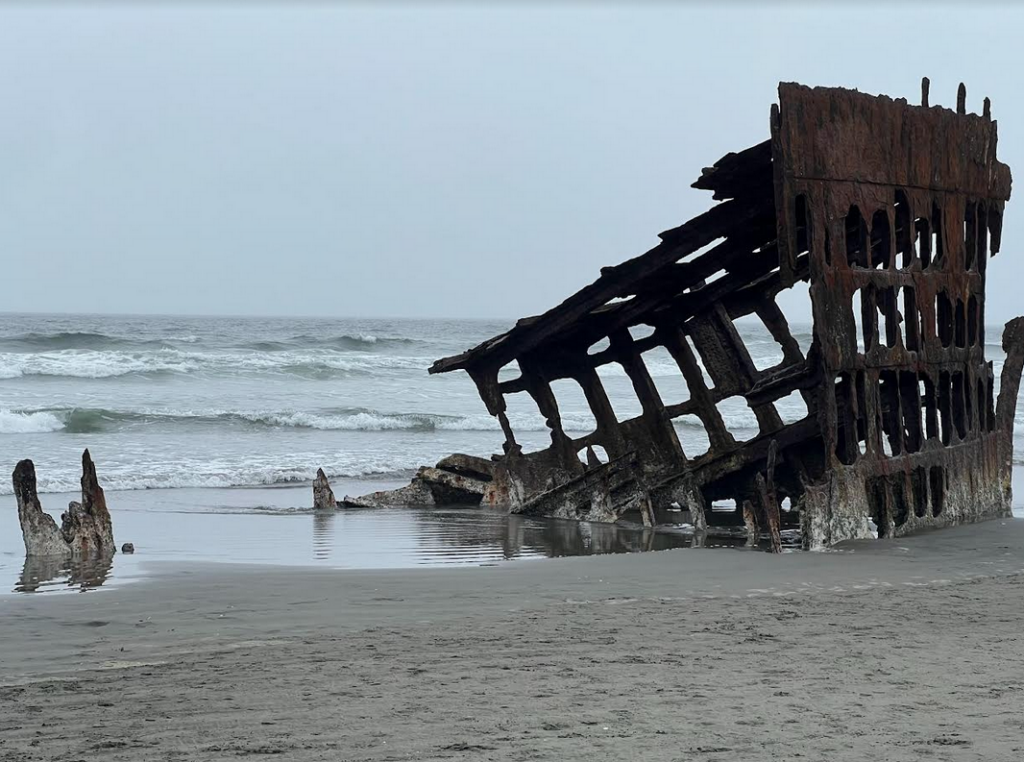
[2,519,1024,761]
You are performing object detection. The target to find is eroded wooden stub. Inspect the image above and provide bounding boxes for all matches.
[14,450,116,558]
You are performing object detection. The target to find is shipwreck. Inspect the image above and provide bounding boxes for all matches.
[353,80,1024,550]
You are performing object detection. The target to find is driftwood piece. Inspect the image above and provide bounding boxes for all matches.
[14,450,116,558]
[312,468,337,510]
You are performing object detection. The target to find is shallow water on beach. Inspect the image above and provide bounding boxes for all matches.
[0,483,755,595]
[1,475,1021,596]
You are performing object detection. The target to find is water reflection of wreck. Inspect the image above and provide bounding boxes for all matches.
[407,508,697,562]
[428,80,1024,549]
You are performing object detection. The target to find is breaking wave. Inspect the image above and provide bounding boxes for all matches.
[0,406,604,435]
[0,409,66,434]
[238,333,418,352]
[0,331,172,351]
[0,349,428,379]
[0,403,803,436]
[0,329,422,353]
[0,460,418,496]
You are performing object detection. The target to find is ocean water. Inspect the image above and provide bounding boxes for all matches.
[0,314,512,494]
[3,312,1024,491]
[0,313,1021,592]
[0,312,824,495]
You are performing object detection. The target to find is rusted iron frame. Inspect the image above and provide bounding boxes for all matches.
[499,254,809,393]
[768,82,1013,547]
[428,80,1017,549]
[495,280,813,467]
[490,251,814,472]
[488,225,781,393]
[429,194,775,376]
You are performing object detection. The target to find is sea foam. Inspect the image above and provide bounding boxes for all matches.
[0,409,65,434]
[0,349,428,379]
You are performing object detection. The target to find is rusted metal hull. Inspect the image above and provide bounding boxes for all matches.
[428,80,1020,550]
[774,83,1016,545]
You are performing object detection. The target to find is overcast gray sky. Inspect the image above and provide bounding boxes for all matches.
[1,2,1022,322]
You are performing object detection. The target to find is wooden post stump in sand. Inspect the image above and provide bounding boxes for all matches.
[14,450,116,557]
[313,468,338,510]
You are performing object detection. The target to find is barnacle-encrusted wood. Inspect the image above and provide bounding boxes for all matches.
[430,80,1023,549]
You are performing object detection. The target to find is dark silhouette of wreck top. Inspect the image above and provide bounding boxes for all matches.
[430,80,1024,550]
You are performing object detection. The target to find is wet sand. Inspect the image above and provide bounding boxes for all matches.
[2,519,1023,761]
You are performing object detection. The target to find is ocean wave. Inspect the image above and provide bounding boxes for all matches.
[207,409,495,433]
[0,405,602,434]
[0,348,428,379]
[0,461,418,496]
[0,409,66,434]
[297,333,416,349]
[0,331,173,351]
[3,393,1002,437]
[0,334,794,382]
[0,403,784,436]
[238,333,418,352]
[9,446,1024,496]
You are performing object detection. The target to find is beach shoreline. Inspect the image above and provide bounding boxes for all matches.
[1,519,1023,760]
[4,465,1024,589]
